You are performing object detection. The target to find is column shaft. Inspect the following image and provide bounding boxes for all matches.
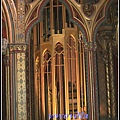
[84,42,99,120]
[108,42,116,117]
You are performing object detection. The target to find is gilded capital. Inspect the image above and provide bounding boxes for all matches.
[9,43,27,53]
[97,30,117,56]
[84,42,97,51]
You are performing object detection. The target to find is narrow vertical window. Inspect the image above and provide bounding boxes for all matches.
[78,31,87,112]
[55,43,65,118]
[66,10,74,28]
[36,23,40,46]
[43,50,52,118]
[43,3,50,41]
[67,37,77,116]
[53,0,63,34]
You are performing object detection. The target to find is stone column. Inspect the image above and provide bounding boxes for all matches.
[5,53,10,120]
[15,0,27,119]
[64,48,70,120]
[97,32,111,118]
[112,39,118,117]
[97,31,117,118]
[103,51,111,118]
[84,42,99,120]
[41,63,45,120]
[52,56,57,120]
[2,38,10,120]
[9,44,27,120]
[108,39,117,118]
[9,46,16,120]
[104,51,112,117]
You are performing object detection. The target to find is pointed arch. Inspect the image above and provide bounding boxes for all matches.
[70,34,76,42]
[42,49,52,119]
[2,0,16,43]
[25,0,87,43]
[54,42,65,116]
[93,0,114,41]
[43,49,51,56]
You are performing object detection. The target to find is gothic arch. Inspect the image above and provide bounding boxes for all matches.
[43,49,51,56]
[2,17,7,38]
[25,0,87,43]
[2,0,12,42]
[93,0,115,41]
[69,35,76,41]
[2,0,17,43]
[67,35,76,43]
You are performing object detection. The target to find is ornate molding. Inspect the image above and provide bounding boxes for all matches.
[16,52,27,120]
[17,0,25,42]
[97,30,117,56]
[7,0,17,22]
[9,44,27,53]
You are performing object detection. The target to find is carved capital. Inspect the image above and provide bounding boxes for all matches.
[97,30,114,41]
[97,30,118,62]
[97,30,117,54]
[97,31,113,44]
[84,42,97,51]
[9,43,27,53]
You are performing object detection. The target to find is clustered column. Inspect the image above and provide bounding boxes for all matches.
[9,44,27,120]
[97,31,117,118]
[84,41,99,120]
